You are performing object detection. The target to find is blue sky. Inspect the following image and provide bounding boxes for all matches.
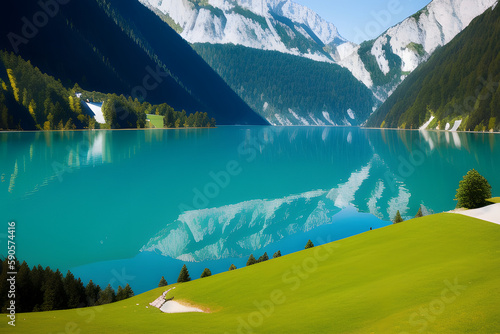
[293,0,431,43]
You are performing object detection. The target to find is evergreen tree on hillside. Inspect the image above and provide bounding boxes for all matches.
[16,261,33,312]
[246,254,257,266]
[116,284,134,301]
[229,264,237,271]
[455,169,492,209]
[97,284,116,305]
[305,240,314,249]
[177,264,191,283]
[200,268,212,278]
[85,280,101,307]
[415,206,423,218]
[63,271,85,309]
[273,250,281,258]
[158,276,168,287]
[257,252,269,263]
[393,211,404,224]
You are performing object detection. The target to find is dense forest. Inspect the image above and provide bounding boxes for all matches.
[192,43,375,125]
[0,0,266,125]
[0,258,133,313]
[0,51,91,130]
[367,4,500,131]
[0,51,215,130]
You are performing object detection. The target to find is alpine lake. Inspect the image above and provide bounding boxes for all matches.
[1,126,499,293]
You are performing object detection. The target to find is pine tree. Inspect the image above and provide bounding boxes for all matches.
[415,206,423,218]
[85,280,101,306]
[393,210,404,224]
[158,276,168,287]
[17,261,33,312]
[63,270,85,309]
[455,169,492,209]
[177,264,191,283]
[229,264,237,271]
[305,240,314,249]
[200,268,212,278]
[97,284,116,305]
[246,254,257,266]
[257,252,269,263]
[116,286,124,301]
[273,250,282,258]
[123,284,134,299]
[115,284,133,301]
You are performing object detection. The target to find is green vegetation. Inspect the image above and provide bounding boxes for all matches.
[271,13,327,57]
[229,264,237,271]
[455,169,492,209]
[406,42,425,57]
[415,206,423,218]
[246,254,257,266]
[0,51,90,130]
[0,51,216,130]
[230,5,267,30]
[358,37,403,87]
[487,197,500,203]
[147,6,183,33]
[200,268,212,278]
[116,284,134,301]
[273,250,282,258]
[192,43,374,125]
[305,239,314,249]
[0,260,133,313]
[257,252,269,263]
[177,264,191,283]
[158,277,168,287]
[146,114,164,128]
[101,94,147,129]
[368,5,500,130]
[163,110,215,128]
[6,213,499,333]
[393,210,404,223]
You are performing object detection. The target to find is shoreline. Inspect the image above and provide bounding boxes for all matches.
[1,125,499,134]
[0,126,218,133]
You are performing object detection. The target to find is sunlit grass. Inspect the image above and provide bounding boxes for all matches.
[4,213,500,333]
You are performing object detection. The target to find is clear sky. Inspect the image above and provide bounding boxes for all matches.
[293,0,431,43]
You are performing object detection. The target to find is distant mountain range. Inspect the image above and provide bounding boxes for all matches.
[1,0,497,128]
[0,0,268,126]
[141,0,498,126]
[366,3,500,132]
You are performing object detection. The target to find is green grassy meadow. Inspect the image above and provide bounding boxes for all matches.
[487,197,500,203]
[4,213,500,333]
[146,114,164,129]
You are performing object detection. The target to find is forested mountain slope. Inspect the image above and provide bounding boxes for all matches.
[367,3,500,131]
[0,0,267,125]
[193,43,375,126]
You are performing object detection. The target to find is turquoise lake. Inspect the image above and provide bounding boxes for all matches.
[1,126,499,292]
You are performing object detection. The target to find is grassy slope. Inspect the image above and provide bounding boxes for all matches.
[487,197,500,204]
[146,114,164,129]
[4,214,500,333]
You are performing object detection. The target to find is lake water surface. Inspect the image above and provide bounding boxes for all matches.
[1,127,499,292]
